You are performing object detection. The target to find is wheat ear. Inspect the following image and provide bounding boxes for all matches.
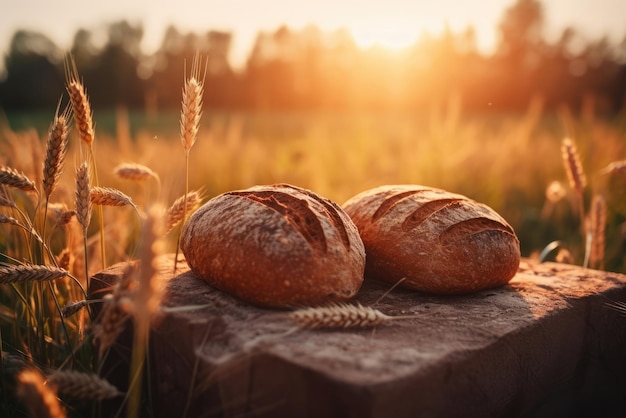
[561,138,587,194]
[75,162,92,287]
[66,55,106,269]
[175,53,207,274]
[75,162,92,236]
[113,163,162,204]
[113,163,159,182]
[90,187,135,208]
[42,102,70,200]
[0,264,68,284]
[65,59,94,147]
[0,166,36,192]
[290,303,413,329]
[561,137,588,262]
[165,190,202,233]
[588,194,606,270]
[47,370,122,400]
[16,369,66,418]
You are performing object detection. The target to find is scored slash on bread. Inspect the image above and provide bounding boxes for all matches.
[343,185,521,295]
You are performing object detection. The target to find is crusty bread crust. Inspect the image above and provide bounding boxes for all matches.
[181,184,365,308]
[343,185,520,294]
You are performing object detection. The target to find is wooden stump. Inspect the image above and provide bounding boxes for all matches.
[91,257,626,418]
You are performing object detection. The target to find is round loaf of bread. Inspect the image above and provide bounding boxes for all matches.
[181,183,365,308]
[342,185,520,294]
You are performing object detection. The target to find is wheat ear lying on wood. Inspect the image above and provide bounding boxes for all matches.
[16,369,66,418]
[0,264,69,284]
[42,102,70,199]
[290,303,414,329]
[47,370,122,400]
[0,166,36,192]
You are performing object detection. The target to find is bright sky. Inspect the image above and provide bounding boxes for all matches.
[1,0,625,69]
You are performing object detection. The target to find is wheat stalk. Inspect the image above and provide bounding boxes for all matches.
[561,137,588,262]
[0,166,36,192]
[16,369,66,418]
[127,205,165,418]
[175,53,207,275]
[90,187,135,208]
[42,103,70,199]
[0,264,69,284]
[588,194,606,270]
[165,190,201,233]
[66,55,106,269]
[561,138,587,195]
[47,370,122,400]
[290,303,412,329]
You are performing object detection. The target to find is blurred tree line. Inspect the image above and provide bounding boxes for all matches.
[1,0,625,114]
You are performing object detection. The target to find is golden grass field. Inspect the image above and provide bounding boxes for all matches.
[0,62,625,416]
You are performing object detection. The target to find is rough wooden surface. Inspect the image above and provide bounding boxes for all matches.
[92,257,626,418]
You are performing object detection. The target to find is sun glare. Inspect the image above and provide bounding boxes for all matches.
[350,26,418,50]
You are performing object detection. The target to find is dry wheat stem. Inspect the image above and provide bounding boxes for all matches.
[90,186,135,208]
[42,103,70,199]
[0,264,69,284]
[0,166,36,192]
[290,303,411,329]
[16,369,66,418]
[135,206,165,321]
[127,206,165,418]
[589,194,606,270]
[47,370,122,400]
[166,190,201,233]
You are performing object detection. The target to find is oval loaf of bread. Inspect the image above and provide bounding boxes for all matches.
[342,185,520,294]
[181,183,365,308]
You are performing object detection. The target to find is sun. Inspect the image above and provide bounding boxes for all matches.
[350,25,418,50]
